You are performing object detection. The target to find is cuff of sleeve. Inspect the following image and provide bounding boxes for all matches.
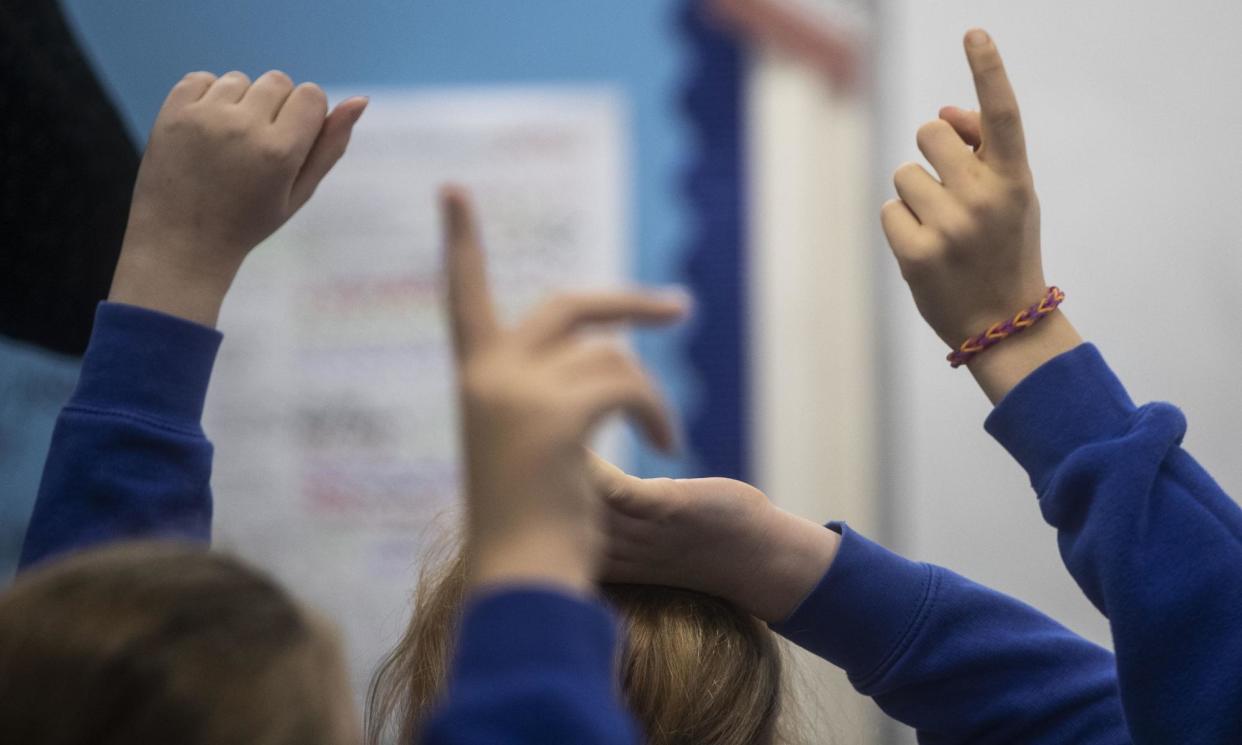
[771,523,935,685]
[453,588,621,683]
[984,343,1136,494]
[71,302,223,426]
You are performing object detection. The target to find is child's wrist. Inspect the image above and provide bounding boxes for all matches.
[467,526,597,596]
[967,310,1082,404]
[742,509,840,623]
[109,242,241,327]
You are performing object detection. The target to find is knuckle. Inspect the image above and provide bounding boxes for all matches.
[916,119,949,149]
[263,69,293,87]
[990,106,1021,131]
[880,198,905,220]
[893,161,922,185]
[256,137,297,165]
[160,109,199,134]
[897,252,936,281]
[974,53,1004,76]
[296,82,328,109]
[218,117,252,141]
[1004,178,1034,206]
[960,187,996,217]
[179,71,216,86]
[938,213,978,244]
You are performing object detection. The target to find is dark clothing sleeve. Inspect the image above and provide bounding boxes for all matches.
[21,303,642,744]
[774,524,1129,744]
[422,588,640,744]
[18,302,220,569]
[986,343,1242,744]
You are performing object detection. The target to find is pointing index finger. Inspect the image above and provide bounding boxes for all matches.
[964,28,1027,168]
[441,187,500,359]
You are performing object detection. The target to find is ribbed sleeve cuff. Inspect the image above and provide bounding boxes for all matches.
[454,588,621,682]
[71,302,223,426]
[984,343,1137,494]
[772,523,935,685]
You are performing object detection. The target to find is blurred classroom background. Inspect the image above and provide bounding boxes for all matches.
[4,1,1242,742]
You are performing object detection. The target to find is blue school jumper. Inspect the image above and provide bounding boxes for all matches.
[19,302,1239,743]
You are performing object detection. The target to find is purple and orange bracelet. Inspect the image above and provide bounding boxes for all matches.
[947,286,1065,368]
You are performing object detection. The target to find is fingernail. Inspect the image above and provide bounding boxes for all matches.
[966,29,990,47]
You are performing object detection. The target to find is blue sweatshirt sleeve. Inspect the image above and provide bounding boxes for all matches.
[985,343,1242,745]
[21,306,638,745]
[773,523,1128,744]
[422,588,640,745]
[17,302,221,570]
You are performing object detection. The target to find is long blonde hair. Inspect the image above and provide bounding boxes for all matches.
[367,548,787,745]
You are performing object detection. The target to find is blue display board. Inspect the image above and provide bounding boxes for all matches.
[61,2,694,466]
[2,0,748,578]
[679,2,749,482]
[61,0,747,479]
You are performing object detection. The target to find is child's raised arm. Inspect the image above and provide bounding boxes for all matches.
[880,29,1081,402]
[19,72,366,568]
[421,189,685,744]
[590,460,1128,744]
[884,29,1242,744]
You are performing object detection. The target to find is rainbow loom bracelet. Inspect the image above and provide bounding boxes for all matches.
[947,286,1065,369]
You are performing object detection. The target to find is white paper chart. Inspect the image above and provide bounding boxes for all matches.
[203,88,629,706]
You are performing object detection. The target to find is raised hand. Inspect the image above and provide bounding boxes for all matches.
[110,70,368,326]
[590,455,840,622]
[442,188,687,593]
[881,29,1081,401]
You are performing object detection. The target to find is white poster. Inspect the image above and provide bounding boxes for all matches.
[203,88,629,704]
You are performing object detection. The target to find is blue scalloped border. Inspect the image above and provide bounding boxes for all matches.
[679,2,749,481]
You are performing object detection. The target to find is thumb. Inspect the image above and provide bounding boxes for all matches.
[587,451,629,496]
[290,96,368,210]
[587,451,663,518]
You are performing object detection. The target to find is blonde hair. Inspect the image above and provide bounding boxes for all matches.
[0,542,354,745]
[368,549,787,745]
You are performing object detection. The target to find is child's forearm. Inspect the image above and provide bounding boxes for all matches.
[596,463,1127,742]
[22,71,363,567]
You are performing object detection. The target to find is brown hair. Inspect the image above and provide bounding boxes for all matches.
[0,542,357,745]
[367,549,787,745]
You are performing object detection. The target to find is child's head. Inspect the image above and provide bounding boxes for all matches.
[368,550,787,745]
[0,542,358,745]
